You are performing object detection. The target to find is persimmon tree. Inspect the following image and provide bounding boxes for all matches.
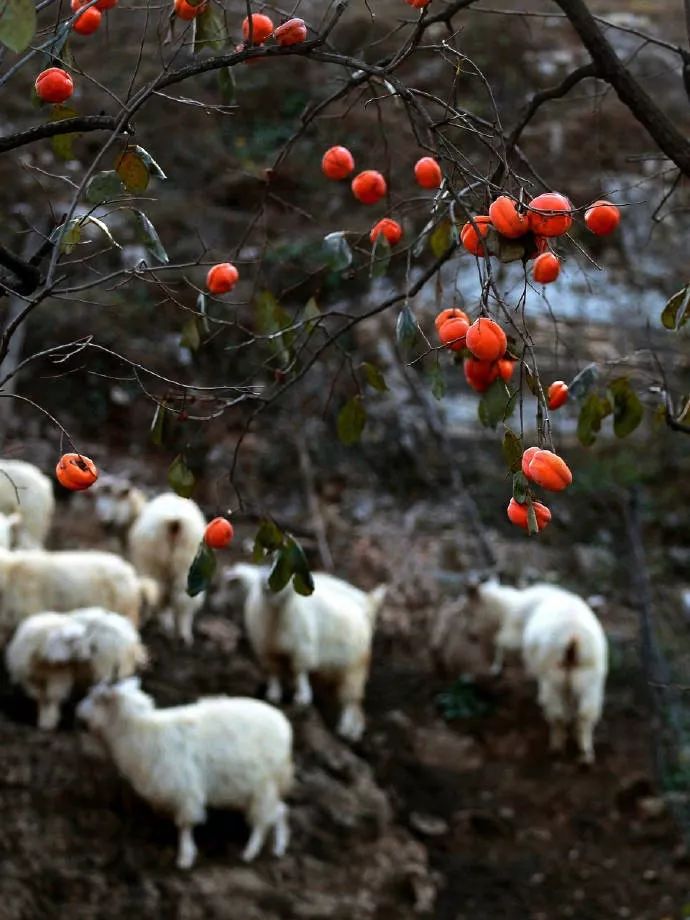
[0,0,689,568]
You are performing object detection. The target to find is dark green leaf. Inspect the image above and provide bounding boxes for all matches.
[0,0,36,52]
[218,66,236,103]
[660,285,690,331]
[50,219,81,254]
[577,392,612,447]
[609,377,643,438]
[430,363,446,401]
[150,402,167,447]
[302,296,320,334]
[429,220,453,259]
[132,209,169,264]
[502,428,523,473]
[252,518,285,562]
[267,536,314,595]
[512,471,528,504]
[194,1,227,52]
[478,379,511,429]
[362,361,388,392]
[116,149,150,193]
[85,171,125,204]
[524,364,540,398]
[181,317,201,351]
[323,231,352,271]
[168,454,195,497]
[50,104,79,161]
[370,233,391,279]
[197,292,210,333]
[527,502,539,536]
[267,545,292,592]
[396,304,418,352]
[486,228,525,264]
[132,145,166,179]
[337,395,366,446]
[568,363,599,401]
[255,289,294,362]
[187,541,216,597]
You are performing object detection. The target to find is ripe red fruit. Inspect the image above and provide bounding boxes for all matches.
[242,12,274,43]
[488,196,530,239]
[496,358,516,382]
[507,498,551,533]
[532,251,561,284]
[207,262,239,294]
[72,6,102,33]
[460,216,491,256]
[370,218,403,246]
[274,17,307,45]
[465,317,507,362]
[527,192,573,237]
[406,0,431,7]
[35,68,74,104]
[584,200,621,236]
[351,170,387,205]
[173,0,205,17]
[321,146,355,181]
[72,0,118,10]
[463,358,499,392]
[521,446,539,478]
[524,448,573,491]
[204,517,234,549]
[414,157,442,189]
[55,453,99,491]
[547,381,568,410]
[438,316,470,351]
[434,308,469,332]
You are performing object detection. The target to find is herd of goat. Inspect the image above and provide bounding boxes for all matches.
[0,458,609,870]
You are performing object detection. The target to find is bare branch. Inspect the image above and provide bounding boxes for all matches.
[0,115,130,156]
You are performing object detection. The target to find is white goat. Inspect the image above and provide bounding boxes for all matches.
[93,474,147,546]
[0,548,157,640]
[227,563,386,741]
[0,459,55,548]
[6,607,147,730]
[77,678,293,869]
[127,493,206,645]
[0,511,21,549]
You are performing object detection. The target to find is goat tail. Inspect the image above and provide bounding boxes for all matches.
[367,584,388,623]
[561,636,579,669]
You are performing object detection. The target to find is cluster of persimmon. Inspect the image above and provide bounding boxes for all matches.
[322,148,443,249]
[507,448,573,534]
[434,309,515,392]
[461,193,621,285]
[56,453,99,491]
[69,0,117,37]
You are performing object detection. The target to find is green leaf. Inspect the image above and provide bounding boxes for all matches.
[132,145,166,180]
[268,536,314,595]
[218,66,236,103]
[302,296,320,334]
[478,379,512,430]
[168,454,195,497]
[396,304,418,352]
[252,518,285,563]
[370,233,391,279]
[569,363,599,401]
[485,227,525,264]
[132,209,169,264]
[429,220,453,259]
[337,395,366,446]
[194,1,227,52]
[502,428,523,473]
[512,471,528,504]
[116,149,150,193]
[150,402,168,447]
[50,219,82,254]
[181,317,201,351]
[323,231,352,271]
[255,290,294,363]
[524,364,540,398]
[187,541,217,597]
[197,292,210,333]
[0,0,36,52]
[609,377,643,438]
[526,502,539,536]
[85,171,125,204]
[577,392,612,447]
[362,361,388,392]
[660,285,690,330]
[49,105,79,161]
[83,216,121,249]
[430,363,446,401]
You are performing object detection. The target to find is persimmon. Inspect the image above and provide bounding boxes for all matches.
[460,216,491,256]
[496,358,516,382]
[174,0,205,18]
[547,381,569,411]
[521,446,539,478]
[56,453,99,491]
[72,6,102,33]
[35,68,74,104]
[274,17,307,45]
[532,251,561,284]
[584,200,621,236]
[414,157,442,189]
[507,498,551,532]
[406,0,431,7]
[434,307,469,332]
[204,517,234,549]
[465,317,507,362]
[527,192,573,237]
[242,12,274,43]
[351,170,387,205]
[321,146,355,180]
[438,316,469,351]
[464,357,499,392]
[370,218,403,246]
[488,196,530,239]
[72,0,117,10]
[207,262,239,294]
[524,448,573,491]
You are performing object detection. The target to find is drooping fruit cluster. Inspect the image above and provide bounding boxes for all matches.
[461,191,621,287]
[507,447,573,534]
[70,0,118,36]
[434,310,514,392]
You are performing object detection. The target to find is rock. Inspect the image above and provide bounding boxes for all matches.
[637,796,666,819]
[642,869,658,883]
[573,544,616,578]
[412,723,483,773]
[409,812,449,837]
